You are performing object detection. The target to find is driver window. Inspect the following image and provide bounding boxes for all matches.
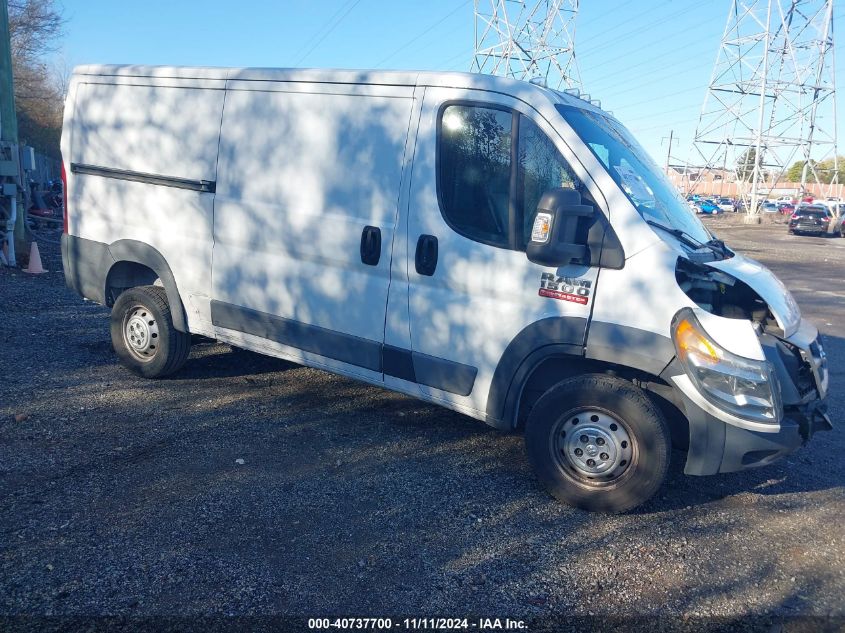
[438,104,513,248]
[518,117,582,246]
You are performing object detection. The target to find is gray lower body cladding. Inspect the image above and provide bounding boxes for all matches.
[62,234,188,332]
[210,300,478,396]
[61,233,113,305]
[61,233,478,396]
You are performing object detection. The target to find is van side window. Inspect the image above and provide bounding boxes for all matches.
[518,116,581,247]
[438,105,513,248]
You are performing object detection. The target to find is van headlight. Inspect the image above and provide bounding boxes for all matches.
[671,309,782,423]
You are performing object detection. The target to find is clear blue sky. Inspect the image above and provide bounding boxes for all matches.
[58,0,844,166]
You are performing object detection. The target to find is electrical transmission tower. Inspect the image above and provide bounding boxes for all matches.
[688,0,837,218]
[472,0,582,89]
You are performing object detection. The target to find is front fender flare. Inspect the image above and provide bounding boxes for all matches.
[485,316,588,430]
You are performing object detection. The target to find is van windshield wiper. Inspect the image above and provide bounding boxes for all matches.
[646,220,732,261]
[645,220,704,250]
[702,237,732,258]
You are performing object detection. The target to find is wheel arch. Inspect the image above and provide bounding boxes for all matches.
[105,240,188,332]
[484,317,588,431]
[486,319,689,450]
[515,355,689,449]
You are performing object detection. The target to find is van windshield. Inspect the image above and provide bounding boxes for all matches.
[556,105,711,245]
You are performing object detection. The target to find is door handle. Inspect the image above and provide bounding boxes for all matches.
[360,226,381,266]
[415,234,438,276]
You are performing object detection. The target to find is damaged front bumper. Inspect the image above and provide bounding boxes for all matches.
[677,389,833,476]
[798,399,834,442]
[664,321,833,477]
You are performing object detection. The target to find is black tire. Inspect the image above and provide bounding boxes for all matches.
[110,285,191,378]
[525,374,670,513]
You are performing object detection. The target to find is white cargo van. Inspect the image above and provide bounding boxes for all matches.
[60,65,832,512]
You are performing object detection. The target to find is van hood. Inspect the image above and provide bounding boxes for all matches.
[706,254,801,338]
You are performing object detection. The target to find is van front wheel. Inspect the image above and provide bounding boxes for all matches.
[110,285,191,378]
[525,374,670,513]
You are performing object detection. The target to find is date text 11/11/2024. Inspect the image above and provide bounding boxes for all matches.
[307,617,528,630]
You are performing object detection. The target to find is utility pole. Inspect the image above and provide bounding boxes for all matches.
[0,0,17,143]
[662,130,676,174]
[1,0,20,265]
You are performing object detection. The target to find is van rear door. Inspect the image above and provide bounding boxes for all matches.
[211,81,416,381]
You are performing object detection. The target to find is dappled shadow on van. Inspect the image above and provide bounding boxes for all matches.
[2,245,843,618]
[22,68,843,620]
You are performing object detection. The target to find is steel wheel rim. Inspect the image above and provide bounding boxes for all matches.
[551,408,635,485]
[122,304,159,362]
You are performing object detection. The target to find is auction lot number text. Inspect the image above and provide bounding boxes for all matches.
[308,618,527,630]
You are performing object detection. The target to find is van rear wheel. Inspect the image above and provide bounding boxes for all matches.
[525,374,670,513]
[110,285,191,378]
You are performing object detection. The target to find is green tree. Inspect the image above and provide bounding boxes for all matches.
[784,157,845,184]
[815,158,845,184]
[785,160,808,182]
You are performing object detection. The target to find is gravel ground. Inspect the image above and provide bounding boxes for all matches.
[0,220,843,632]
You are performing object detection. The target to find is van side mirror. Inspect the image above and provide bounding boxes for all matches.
[526,188,593,267]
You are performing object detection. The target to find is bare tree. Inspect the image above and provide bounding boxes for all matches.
[7,0,65,157]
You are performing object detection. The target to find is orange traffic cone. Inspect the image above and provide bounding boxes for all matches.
[24,242,46,274]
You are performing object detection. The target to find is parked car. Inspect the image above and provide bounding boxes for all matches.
[696,199,720,214]
[60,64,831,513]
[716,197,734,212]
[777,203,795,215]
[788,205,835,235]
[820,200,845,218]
[831,210,845,237]
[762,201,780,214]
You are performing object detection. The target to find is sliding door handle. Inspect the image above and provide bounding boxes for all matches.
[360,226,381,266]
[415,234,438,276]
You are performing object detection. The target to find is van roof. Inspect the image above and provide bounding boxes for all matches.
[71,64,603,113]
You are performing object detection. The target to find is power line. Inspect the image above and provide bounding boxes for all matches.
[439,0,710,81]
[374,1,471,68]
[577,0,710,60]
[617,87,705,117]
[437,46,475,69]
[293,0,357,65]
[295,0,364,66]
[585,26,722,90]
[591,60,714,102]
[620,98,704,125]
[576,0,674,34]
